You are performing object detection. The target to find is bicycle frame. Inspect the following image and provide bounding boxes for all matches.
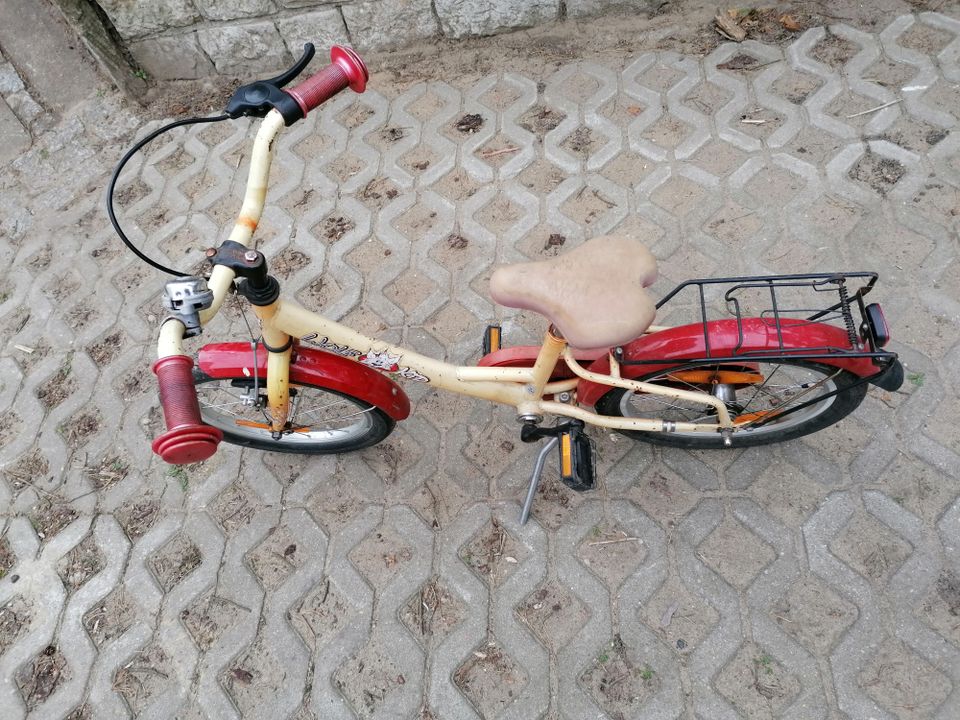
[157,109,733,437]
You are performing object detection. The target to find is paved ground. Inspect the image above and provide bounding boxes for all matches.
[2,7,960,720]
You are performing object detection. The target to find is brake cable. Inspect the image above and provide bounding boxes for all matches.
[107,113,231,277]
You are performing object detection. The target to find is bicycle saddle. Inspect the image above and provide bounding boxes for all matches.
[489,234,658,349]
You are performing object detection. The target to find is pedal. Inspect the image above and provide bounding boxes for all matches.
[482,324,502,355]
[558,426,595,492]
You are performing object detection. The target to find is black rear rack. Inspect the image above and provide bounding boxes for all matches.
[617,272,897,367]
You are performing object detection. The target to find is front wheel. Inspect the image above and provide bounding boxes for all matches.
[594,360,867,448]
[193,371,395,453]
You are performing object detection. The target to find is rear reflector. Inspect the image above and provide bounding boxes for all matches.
[863,303,891,347]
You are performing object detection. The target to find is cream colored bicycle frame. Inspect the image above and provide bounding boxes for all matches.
[157,110,733,436]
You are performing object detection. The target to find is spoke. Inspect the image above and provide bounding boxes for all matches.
[199,400,252,411]
[739,365,782,415]
[632,394,712,423]
[295,399,359,421]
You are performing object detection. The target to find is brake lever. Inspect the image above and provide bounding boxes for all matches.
[264,43,316,88]
[224,43,316,124]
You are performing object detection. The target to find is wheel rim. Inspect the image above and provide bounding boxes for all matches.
[197,379,375,446]
[619,362,842,439]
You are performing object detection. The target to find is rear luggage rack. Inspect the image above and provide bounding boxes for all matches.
[617,272,898,367]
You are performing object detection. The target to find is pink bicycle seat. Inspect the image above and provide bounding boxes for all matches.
[489,234,658,350]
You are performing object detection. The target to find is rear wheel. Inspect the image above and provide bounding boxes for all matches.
[594,360,867,448]
[193,371,394,453]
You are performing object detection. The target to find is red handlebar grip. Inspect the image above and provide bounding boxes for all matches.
[151,355,222,465]
[285,45,368,117]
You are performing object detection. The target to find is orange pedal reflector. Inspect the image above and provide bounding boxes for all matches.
[560,434,573,478]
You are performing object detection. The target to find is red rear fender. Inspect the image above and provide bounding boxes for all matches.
[197,343,410,421]
[578,318,883,407]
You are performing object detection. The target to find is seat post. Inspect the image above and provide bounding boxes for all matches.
[527,326,566,400]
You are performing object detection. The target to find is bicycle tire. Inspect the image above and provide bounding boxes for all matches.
[594,360,867,449]
[193,369,394,453]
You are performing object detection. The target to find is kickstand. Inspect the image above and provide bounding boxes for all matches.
[520,437,559,525]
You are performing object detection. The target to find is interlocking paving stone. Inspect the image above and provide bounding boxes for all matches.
[1,8,960,719]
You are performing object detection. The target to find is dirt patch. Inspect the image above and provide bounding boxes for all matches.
[84,454,130,491]
[641,575,720,654]
[519,105,566,139]
[531,475,579,530]
[716,644,800,717]
[319,215,355,241]
[577,523,647,589]
[359,177,400,210]
[65,301,97,332]
[247,526,307,591]
[848,151,907,195]
[581,634,659,718]
[829,512,912,585]
[400,577,465,645]
[348,524,415,590]
[27,245,53,271]
[455,113,484,133]
[16,645,70,711]
[0,597,31,655]
[561,126,596,156]
[271,247,310,279]
[0,537,15,579]
[460,518,526,586]
[59,410,102,450]
[859,639,951,720]
[114,178,150,207]
[115,498,161,541]
[36,358,77,409]
[209,482,256,535]
[150,534,202,591]
[516,581,589,651]
[29,497,79,541]
[180,592,249,651]
[3,449,51,494]
[113,644,174,715]
[86,331,123,367]
[83,588,136,646]
[810,30,859,68]
[936,570,960,615]
[58,534,105,592]
[454,641,526,718]
[769,577,857,653]
[338,101,376,130]
[0,413,20,450]
[333,642,406,719]
[65,703,91,720]
[46,274,81,303]
[118,368,150,399]
[291,579,353,650]
[141,76,240,121]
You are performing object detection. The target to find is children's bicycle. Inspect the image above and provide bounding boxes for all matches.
[109,44,904,523]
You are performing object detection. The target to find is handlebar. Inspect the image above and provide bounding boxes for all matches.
[152,355,222,464]
[285,45,368,118]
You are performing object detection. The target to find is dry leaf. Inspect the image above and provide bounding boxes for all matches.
[779,14,801,31]
[715,13,747,42]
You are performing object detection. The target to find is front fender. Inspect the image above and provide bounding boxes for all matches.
[197,342,411,421]
[578,318,890,407]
